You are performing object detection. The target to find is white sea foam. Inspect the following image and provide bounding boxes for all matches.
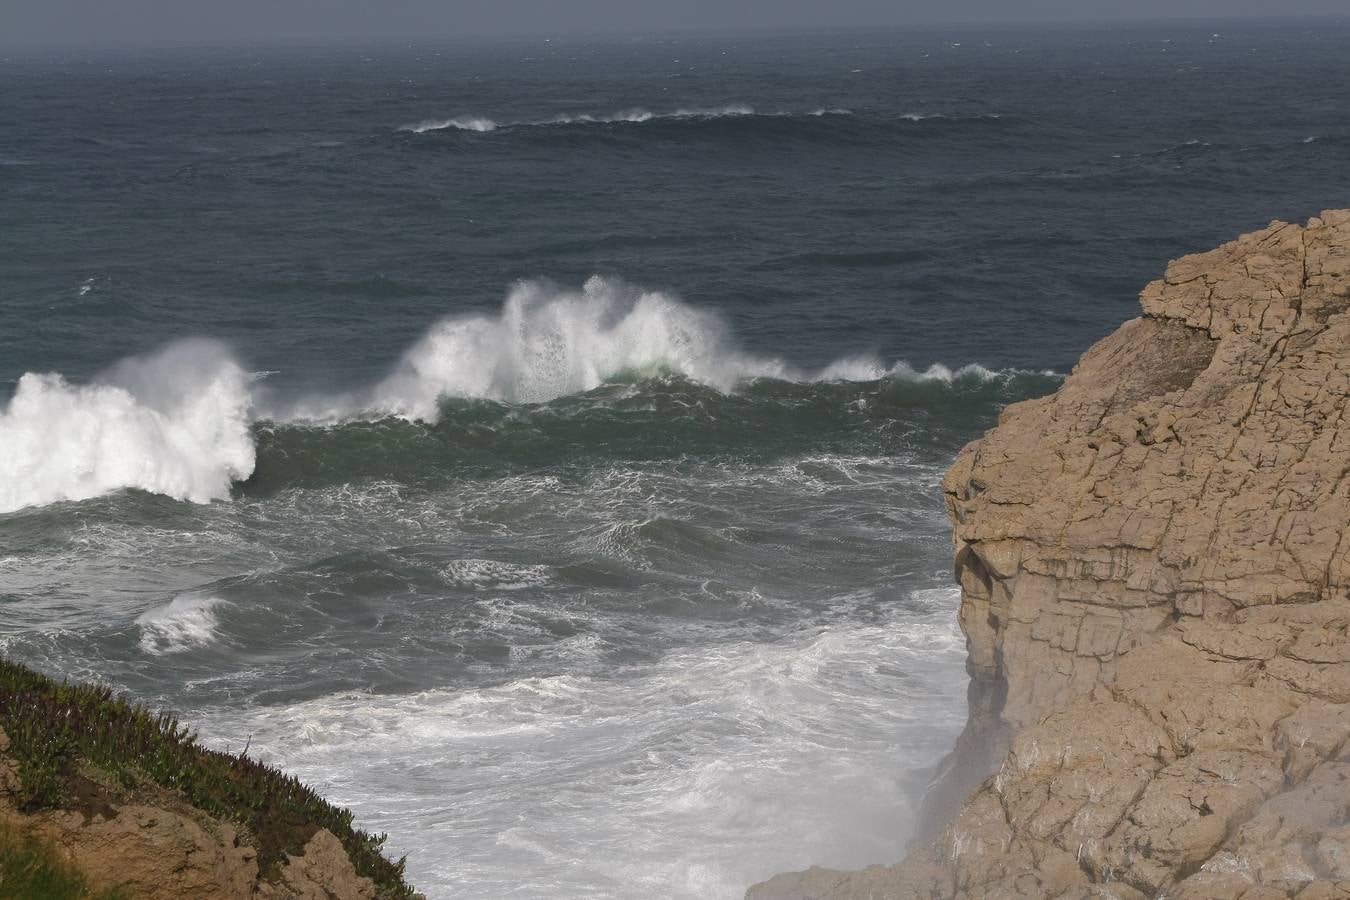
[196,592,967,899]
[358,276,786,417]
[403,104,776,134]
[440,559,553,591]
[136,593,227,655]
[543,106,757,125]
[899,112,1001,122]
[668,103,755,118]
[0,340,255,514]
[3,281,1039,509]
[402,116,499,133]
[284,277,1035,422]
[545,107,655,125]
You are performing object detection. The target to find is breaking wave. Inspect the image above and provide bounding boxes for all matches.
[282,276,1027,421]
[400,105,840,134]
[1,278,1055,511]
[402,115,499,134]
[0,339,255,514]
[137,594,228,655]
[899,112,1003,122]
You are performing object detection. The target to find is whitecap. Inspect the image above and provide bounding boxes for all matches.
[440,559,553,591]
[668,104,755,119]
[3,280,1043,509]
[136,593,227,655]
[194,593,966,899]
[267,276,1043,423]
[401,115,498,133]
[0,339,255,514]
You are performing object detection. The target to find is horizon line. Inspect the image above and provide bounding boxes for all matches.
[4,12,1349,55]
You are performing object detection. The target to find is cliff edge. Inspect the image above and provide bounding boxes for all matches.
[750,210,1350,899]
[0,657,419,899]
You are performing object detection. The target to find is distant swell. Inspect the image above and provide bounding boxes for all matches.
[1,278,1052,512]
[403,115,499,134]
[899,112,1003,122]
[399,105,855,134]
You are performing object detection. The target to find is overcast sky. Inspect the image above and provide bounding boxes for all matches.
[3,0,1347,48]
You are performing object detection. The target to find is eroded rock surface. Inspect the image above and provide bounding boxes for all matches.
[749,210,1350,899]
[0,728,379,900]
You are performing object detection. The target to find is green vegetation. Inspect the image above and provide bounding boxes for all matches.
[0,658,414,898]
[0,820,126,900]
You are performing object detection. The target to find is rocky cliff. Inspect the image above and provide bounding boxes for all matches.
[750,210,1350,899]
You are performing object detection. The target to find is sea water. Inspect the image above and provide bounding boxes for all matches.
[2,21,1348,898]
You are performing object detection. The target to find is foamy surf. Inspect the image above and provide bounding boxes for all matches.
[0,339,255,514]
[898,112,1002,122]
[290,276,1045,421]
[402,115,499,133]
[399,104,844,135]
[440,559,553,591]
[137,594,228,655]
[1,278,1051,511]
[195,591,966,899]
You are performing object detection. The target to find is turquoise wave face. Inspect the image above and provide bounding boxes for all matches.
[240,369,1060,495]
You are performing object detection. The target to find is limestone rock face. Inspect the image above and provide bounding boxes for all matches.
[749,210,1350,899]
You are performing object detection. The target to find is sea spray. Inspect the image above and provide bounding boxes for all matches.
[286,277,1027,422]
[136,594,228,655]
[2,281,1045,508]
[364,276,785,417]
[0,339,255,513]
[402,104,767,134]
[402,115,499,133]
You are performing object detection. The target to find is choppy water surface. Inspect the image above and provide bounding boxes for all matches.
[2,20,1349,898]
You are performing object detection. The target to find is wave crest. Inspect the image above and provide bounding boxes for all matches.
[137,593,228,655]
[0,339,255,514]
[3,281,1052,509]
[400,104,818,135]
[402,115,499,133]
[360,276,783,418]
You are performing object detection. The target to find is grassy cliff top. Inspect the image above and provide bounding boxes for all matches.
[0,657,416,899]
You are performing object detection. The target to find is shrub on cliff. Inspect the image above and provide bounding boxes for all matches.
[0,820,128,900]
[0,658,415,899]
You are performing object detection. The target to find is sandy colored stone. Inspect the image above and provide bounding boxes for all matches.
[259,828,377,900]
[1,803,261,900]
[749,211,1350,899]
[0,727,381,900]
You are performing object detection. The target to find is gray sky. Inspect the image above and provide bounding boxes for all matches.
[3,0,1347,48]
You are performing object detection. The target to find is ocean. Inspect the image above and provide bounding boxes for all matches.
[1,19,1347,898]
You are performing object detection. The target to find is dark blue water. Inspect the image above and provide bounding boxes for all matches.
[1,20,1347,899]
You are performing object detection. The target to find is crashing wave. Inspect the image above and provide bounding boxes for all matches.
[1,280,1047,510]
[401,115,499,133]
[400,105,842,134]
[899,112,1002,122]
[137,593,228,655]
[0,339,255,514]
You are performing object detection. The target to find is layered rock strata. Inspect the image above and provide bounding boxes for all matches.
[750,210,1350,899]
